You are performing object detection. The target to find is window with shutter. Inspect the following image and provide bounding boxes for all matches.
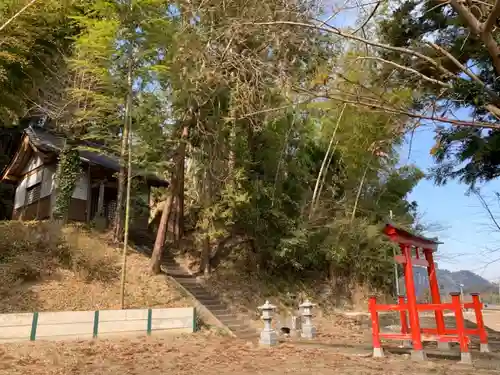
[26,183,41,205]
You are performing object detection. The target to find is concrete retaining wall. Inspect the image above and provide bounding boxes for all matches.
[0,307,195,343]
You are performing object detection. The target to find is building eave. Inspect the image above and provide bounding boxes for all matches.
[0,135,33,182]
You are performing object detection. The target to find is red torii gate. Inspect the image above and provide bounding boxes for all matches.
[369,223,489,364]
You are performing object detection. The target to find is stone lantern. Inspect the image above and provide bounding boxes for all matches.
[299,300,316,339]
[258,300,278,346]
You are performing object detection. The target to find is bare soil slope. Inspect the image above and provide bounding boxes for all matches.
[0,221,190,313]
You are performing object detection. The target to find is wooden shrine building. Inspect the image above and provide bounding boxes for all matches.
[0,124,167,229]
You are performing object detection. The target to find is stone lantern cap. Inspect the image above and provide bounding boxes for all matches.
[299,300,316,308]
[258,300,276,311]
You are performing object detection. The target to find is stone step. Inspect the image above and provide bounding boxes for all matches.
[163,264,181,269]
[180,289,215,298]
[173,275,198,281]
[223,321,253,329]
[196,303,228,310]
[179,286,211,293]
[190,295,225,304]
[164,270,190,276]
[160,255,257,339]
[208,309,232,316]
[218,318,247,326]
[210,313,234,320]
[185,293,216,301]
[179,287,211,294]
[232,331,259,338]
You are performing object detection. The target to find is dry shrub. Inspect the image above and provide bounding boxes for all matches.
[350,284,370,311]
[202,253,380,322]
[62,226,119,282]
[0,221,119,285]
[0,221,190,313]
[0,221,63,284]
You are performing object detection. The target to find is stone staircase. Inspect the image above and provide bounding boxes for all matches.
[161,254,259,340]
[130,231,259,340]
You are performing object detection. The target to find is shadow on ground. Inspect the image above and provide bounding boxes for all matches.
[286,311,500,370]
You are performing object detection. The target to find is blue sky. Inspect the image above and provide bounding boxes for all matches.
[400,126,500,281]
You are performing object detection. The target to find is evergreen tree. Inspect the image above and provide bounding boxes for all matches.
[0,1,426,294]
[378,0,500,187]
[54,0,175,241]
[0,0,80,125]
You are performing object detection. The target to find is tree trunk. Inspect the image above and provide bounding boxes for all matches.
[120,98,133,308]
[228,122,236,183]
[173,141,186,245]
[198,139,214,276]
[171,199,179,243]
[201,234,211,275]
[350,163,369,223]
[310,104,346,219]
[150,125,189,274]
[150,192,175,274]
[114,48,133,242]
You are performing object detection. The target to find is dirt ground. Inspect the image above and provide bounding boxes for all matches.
[2,310,500,374]
[1,334,499,375]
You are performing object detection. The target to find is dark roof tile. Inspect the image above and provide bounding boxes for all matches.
[26,127,168,187]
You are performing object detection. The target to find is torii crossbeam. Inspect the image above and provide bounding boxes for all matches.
[369,223,489,364]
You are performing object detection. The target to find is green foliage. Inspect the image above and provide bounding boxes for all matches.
[57,0,174,170]
[53,147,81,219]
[378,0,500,186]
[0,0,81,124]
[5,0,426,297]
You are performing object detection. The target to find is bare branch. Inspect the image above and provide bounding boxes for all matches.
[449,0,500,75]
[0,0,38,33]
[482,0,500,33]
[244,20,456,78]
[428,42,483,86]
[355,56,451,87]
[245,19,500,128]
[428,42,500,118]
[228,88,500,129]
[310,91,500,129]
[352,1,381,34]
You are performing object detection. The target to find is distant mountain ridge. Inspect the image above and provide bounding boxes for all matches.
[437,269,493,294]
[401,267,494,298]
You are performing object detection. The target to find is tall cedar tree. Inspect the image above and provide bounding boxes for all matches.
[149,0,329,273]
[56,0,174,242]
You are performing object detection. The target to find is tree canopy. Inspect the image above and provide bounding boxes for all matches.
[378,0,500,187]
[0,0,433,297]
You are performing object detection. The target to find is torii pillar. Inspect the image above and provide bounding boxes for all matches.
[424,248,449,350]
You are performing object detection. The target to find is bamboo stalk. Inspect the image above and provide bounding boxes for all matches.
[0,0,38,33]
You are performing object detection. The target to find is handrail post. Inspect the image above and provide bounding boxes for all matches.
[451,293,472,364]
[471,293,489,353]
[424,248,449,350]
[402,244,425,360]
[398,295,411,348]
[369,296,384,358]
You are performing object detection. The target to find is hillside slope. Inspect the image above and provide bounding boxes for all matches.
[408,267,493,298]
[0,221,190,313]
